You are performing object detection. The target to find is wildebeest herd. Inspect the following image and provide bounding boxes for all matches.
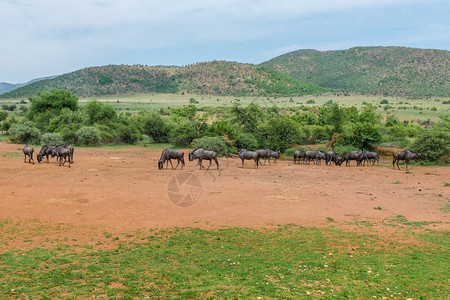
[158,147,420,171]
[21,144,419,171]
[22,144,74,167]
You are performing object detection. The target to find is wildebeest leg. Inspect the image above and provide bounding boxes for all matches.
[254,158,258,168]
[169,159,175,169]
[214,157,219,169]
[174,159,180,169]
[24,154,27,163]
[241,159,245,168]
[206,160,212,170]
[199,159,204,169]
[405,159,409,171]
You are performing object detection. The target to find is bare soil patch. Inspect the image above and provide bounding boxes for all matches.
[0,142,448,249]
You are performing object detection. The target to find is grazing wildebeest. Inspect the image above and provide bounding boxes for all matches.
[239,148,260,168]
[357,151,380,166]
[51,145,72,167]
[393,150,419,171]
[341,150,362,166]
[37,145,56,163]
[158,149,185,170]
[325,151,339,166]
[23,145,35,164]
[256,148,279,165]
[293,150,306,164]
[315,151,326,165]
[189,148,219,170]
[305,150,318,165]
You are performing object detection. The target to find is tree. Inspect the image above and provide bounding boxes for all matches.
[27,89,79,130]
[28,89,78,115]
[141,112,171,143]
[84,100,117,125]
[0,111,8,122]
[259,116,302,151]
[351,122,382,150]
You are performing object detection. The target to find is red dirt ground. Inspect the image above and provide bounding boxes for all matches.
[0,142,448,247]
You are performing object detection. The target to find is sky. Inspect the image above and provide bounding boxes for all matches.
[1,0,449,83]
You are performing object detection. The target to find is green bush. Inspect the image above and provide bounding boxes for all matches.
[116,123,142,144]
[8,121,40,144]
[235,132,259,151]
[169,120,198,147]
[141,112,171,143]
[190,136,230,156]
[41,132,64,145]
[76,126,101,146]
[411,129,450,162]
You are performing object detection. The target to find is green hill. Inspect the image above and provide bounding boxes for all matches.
[1,65,178,98]
[1,62,327,98]
[261,46,450,97]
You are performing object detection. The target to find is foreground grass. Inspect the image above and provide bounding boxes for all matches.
[0,221,448,299]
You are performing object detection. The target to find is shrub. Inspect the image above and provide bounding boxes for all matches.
[41,132,64,145]
[190,136,230,156]
[76,126,101,146]
[235,132,259,151]
[169,120,198,147]
[142,112,171,143]
[8,121,40,144]
[116,123,142,144]
[411,129,450,162]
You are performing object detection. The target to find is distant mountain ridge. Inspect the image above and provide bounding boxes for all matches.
[2,46,449,98]
[0,76,56,95]
[261,46,450,97]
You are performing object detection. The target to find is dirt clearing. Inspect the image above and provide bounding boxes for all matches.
[1,142,448,243]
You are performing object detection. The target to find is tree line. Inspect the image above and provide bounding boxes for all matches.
[1,89,448,162]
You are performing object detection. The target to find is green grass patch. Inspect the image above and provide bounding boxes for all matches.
[0,153,22,157]
[0,221,448,298]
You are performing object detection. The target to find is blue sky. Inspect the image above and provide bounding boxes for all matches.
[1,0,449,83]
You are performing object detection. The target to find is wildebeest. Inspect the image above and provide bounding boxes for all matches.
[393,150,419,171]
[189,148,219,170]
[293,150,306,164]
[325,151,339,166]
[239,148,260,168]
[256,148,279,165]
[305,150,318,165]
[37,145,56,163]
[357,151,380,166]
[316,151,326,165]
[158,149,185,170]
[51,145,72,167]
[341,150,362,166]
[64,143,75,163]
[23,145,35,164]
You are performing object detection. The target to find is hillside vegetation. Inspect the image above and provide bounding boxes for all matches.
[261,46,450,97]
[1,62,327,98]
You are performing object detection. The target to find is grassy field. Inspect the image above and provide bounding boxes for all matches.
[2,93,449,121]
[81,93,450,122]
[0,218,448,299]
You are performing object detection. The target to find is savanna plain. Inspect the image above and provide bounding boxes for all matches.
[0,137,448,298]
